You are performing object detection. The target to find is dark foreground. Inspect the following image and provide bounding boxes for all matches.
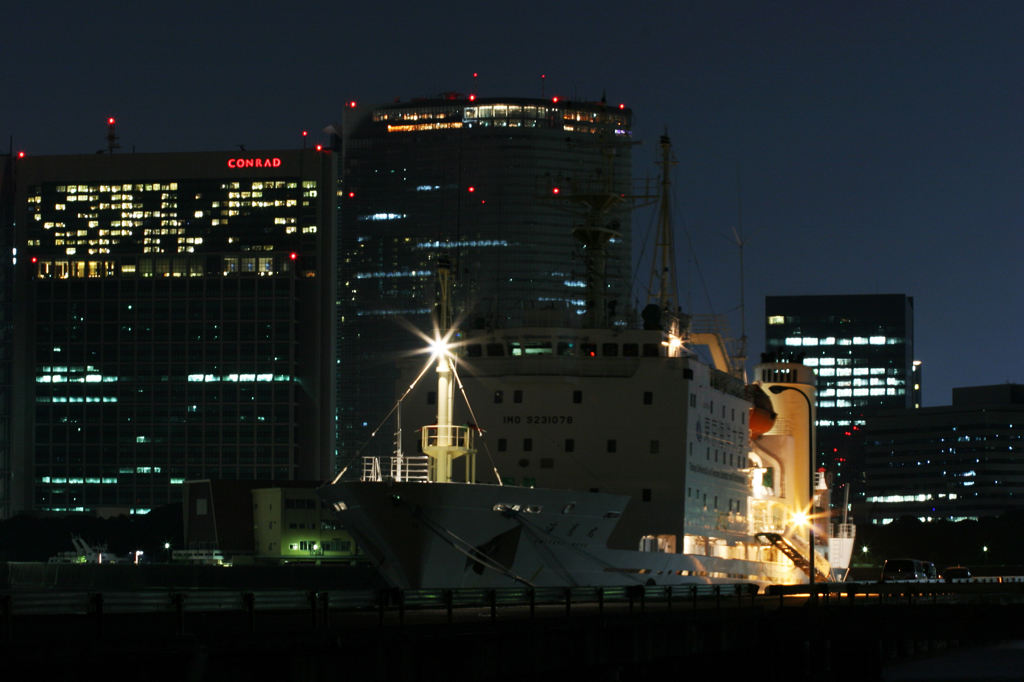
[5,579,1024,681]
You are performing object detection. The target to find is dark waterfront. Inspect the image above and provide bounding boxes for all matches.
[5,577,1024,681]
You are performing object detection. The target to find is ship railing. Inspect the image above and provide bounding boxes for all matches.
[832,522,855,539]
[361,457,383,482]
[390,455,430,482]
[421,424,474,451]
[361,455,430,483]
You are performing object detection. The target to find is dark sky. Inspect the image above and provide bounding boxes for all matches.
[5,1,1023,407]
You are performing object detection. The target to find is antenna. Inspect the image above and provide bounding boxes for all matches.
[105,117,120,154]
[731,163,748,371]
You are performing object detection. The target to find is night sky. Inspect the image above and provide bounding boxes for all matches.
[5,1,1023,407]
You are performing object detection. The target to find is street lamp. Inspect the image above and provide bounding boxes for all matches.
[769,384,818,594]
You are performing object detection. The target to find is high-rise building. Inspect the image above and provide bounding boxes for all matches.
[863,384,1024,524]
[764,294,918,505]
[0,154,15,518]
[337,94,633,462]
[2,149,336,517]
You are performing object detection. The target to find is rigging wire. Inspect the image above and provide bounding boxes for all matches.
[334,353,436,478]
[450,358,503,486]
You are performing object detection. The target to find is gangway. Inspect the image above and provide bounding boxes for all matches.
[755,532,830,583]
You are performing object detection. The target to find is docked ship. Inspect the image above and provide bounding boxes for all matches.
[320,136,854,590]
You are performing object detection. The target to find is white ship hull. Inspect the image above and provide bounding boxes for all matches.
[319,480,806,589]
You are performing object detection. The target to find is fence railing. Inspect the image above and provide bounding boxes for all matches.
[1,582,756,621]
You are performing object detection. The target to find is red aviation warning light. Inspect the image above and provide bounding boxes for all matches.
[552,96,559,103]
[30,256,38,263]
[468,94,476,101]
[347,101,357,109]
[315,144,323,151]
[619,103,625,110]
[17,151,25,159]
[302,130,308,137]
[467,186,475,193]
[347,191,355,198]
[106,116,120,154]
[289,252,298,261]
[552,187,560,195]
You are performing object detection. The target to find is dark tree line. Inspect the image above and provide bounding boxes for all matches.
[851,510,1024,579]
[0,504,182,562]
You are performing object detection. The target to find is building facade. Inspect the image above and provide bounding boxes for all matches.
[0,155,15,518]
[764,294,918,503]
[337,94,634,463]
[251,486,359,563]
[3,149,336,517]
[863,385,1024,524]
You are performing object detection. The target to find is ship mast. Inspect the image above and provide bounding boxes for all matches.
[643,134,745,378]
[570,140,625,329]
[648,132,680,316]
[421,257,475,483]
[561,103,634,329]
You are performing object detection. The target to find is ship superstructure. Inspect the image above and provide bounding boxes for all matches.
[320,134,852,589]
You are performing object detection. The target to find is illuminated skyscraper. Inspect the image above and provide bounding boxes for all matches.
[864,384,1024,524]
[764,294,919,504]
[2,149,336,517]
[0,153,15,518]
[337,94,633,462]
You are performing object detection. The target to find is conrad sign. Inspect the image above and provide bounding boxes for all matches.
[227,157,283,169]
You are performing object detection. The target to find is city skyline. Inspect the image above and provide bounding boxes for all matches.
[5,2,1024,406]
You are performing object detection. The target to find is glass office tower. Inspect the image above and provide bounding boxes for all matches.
[337,94,633,463]
[4,150,336,516]
[764,294,918,505]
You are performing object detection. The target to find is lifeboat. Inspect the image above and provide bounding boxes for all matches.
[746,384,777,439]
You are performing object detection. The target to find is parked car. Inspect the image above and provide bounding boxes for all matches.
[943,565,972,581]
[881,558,933,582]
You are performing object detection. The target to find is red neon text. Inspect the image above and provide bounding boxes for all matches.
[227,157,282,169]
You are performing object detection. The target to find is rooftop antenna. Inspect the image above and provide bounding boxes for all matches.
[731,162,748,371]
[540,73,546,98]
[105,117,120,154]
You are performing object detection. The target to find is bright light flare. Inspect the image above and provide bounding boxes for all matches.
[790,511,809,527]
[661,334,683,354]
[428,334,452,360]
